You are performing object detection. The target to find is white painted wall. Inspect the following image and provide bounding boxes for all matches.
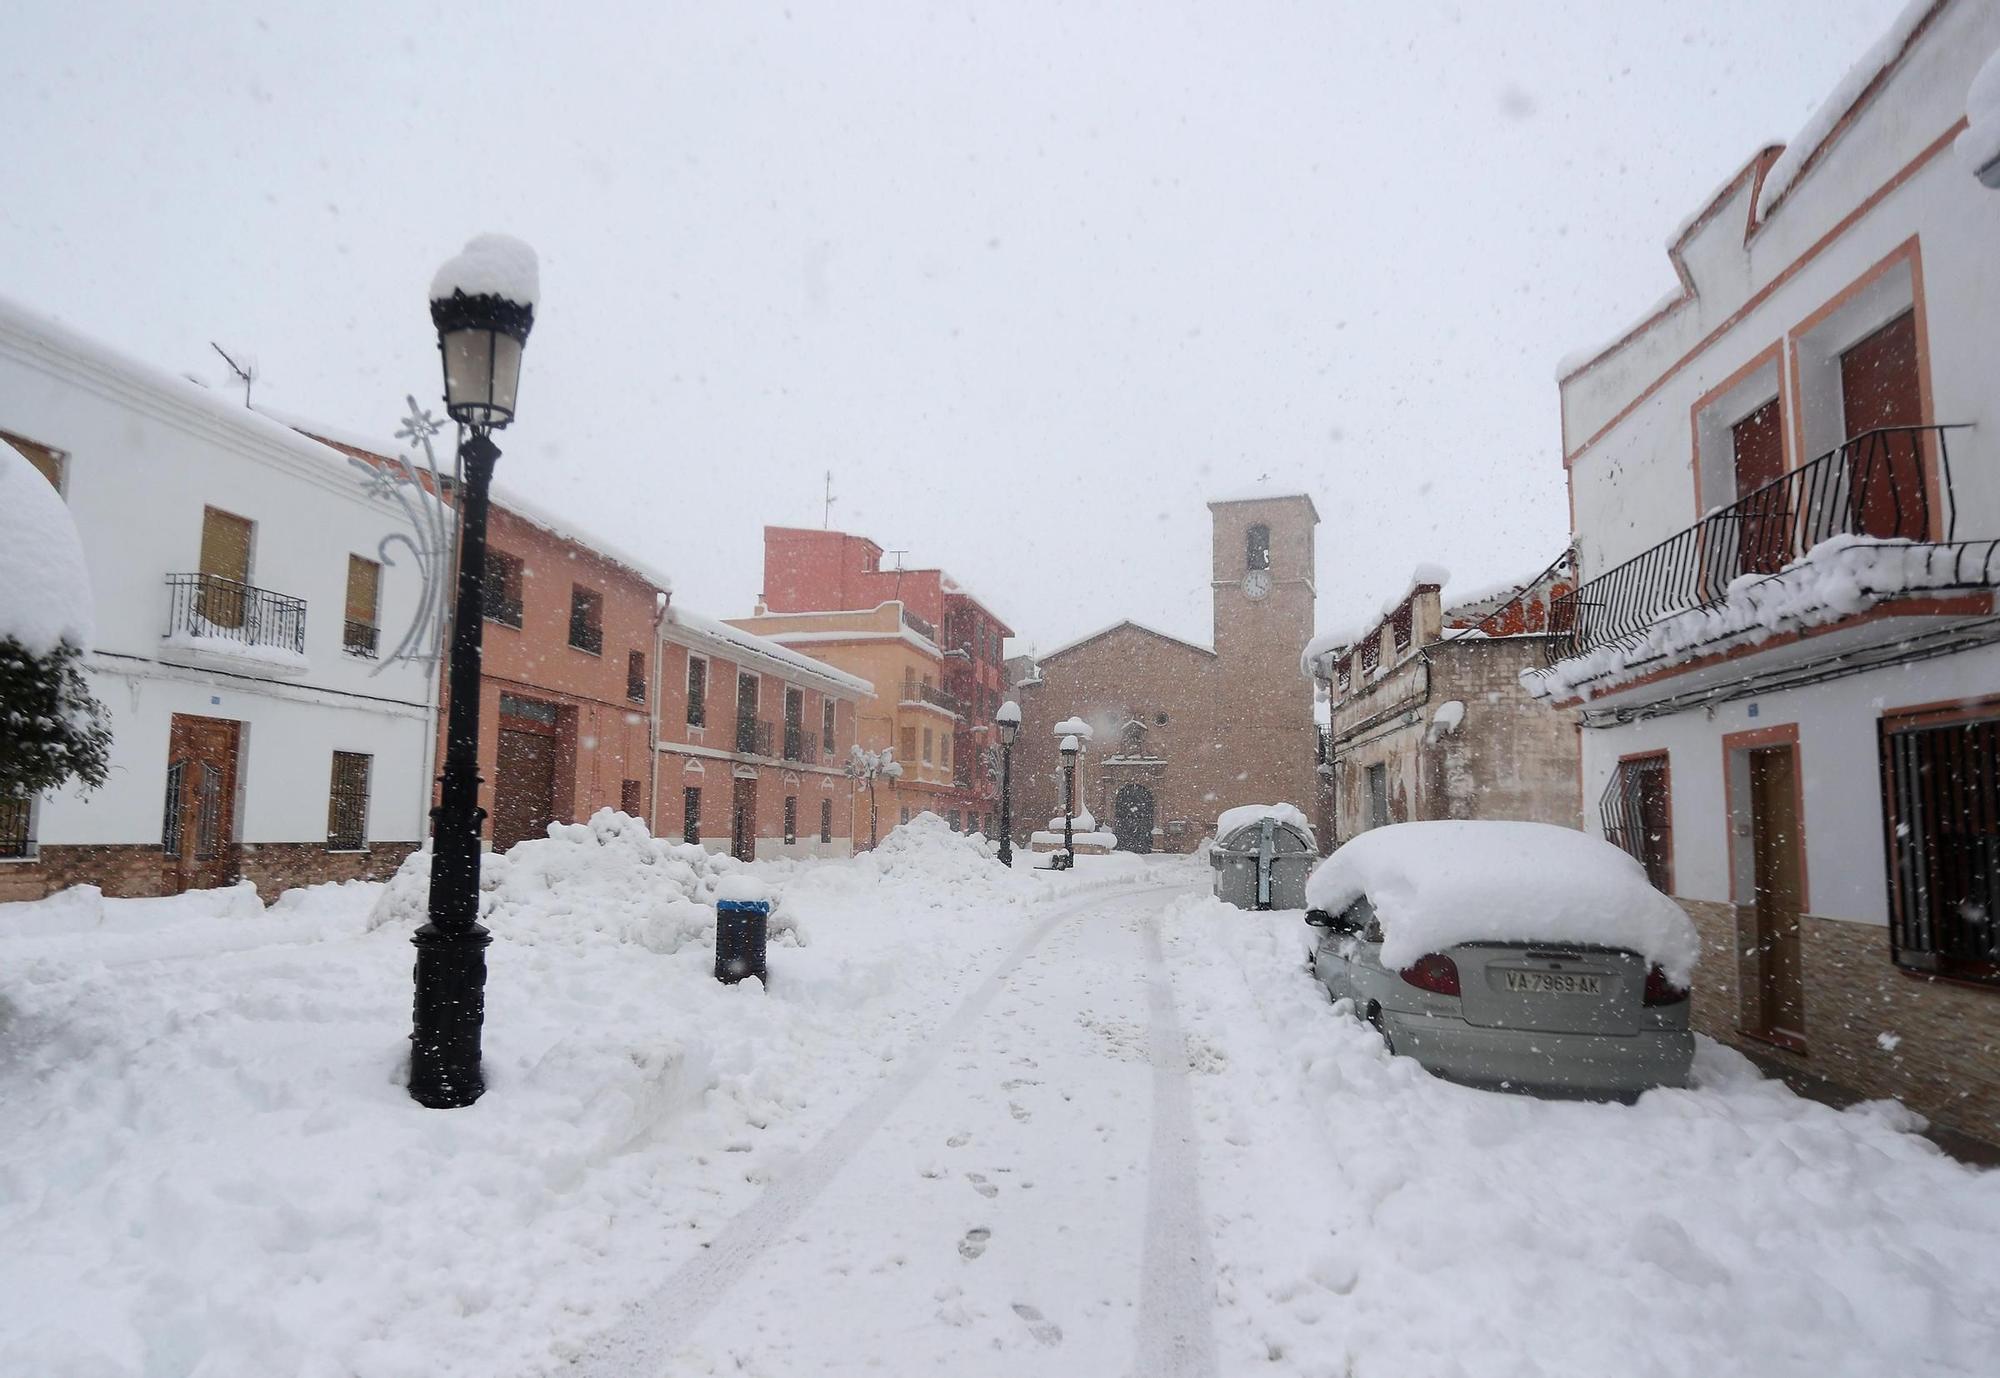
[1562,0,2000,579]
[0,299,437,851]
[1579,641,2000,924]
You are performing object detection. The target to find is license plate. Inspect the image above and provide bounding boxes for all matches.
[1503,970,1602,996]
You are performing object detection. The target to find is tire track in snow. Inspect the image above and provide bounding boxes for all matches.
[565,881,1187,1378]
[1133,912,1221,1378]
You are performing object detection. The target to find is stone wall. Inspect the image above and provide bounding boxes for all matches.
[1675,897,2000,1149]
[0,840,419,905]
[236,841,420,895]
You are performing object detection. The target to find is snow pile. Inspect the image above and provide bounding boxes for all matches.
[1053,716,1093,738]
[1215,802,1314,842]
[161,612,311,672]
[369,808,797,951]
[1424,699,1466,742]
[1958,43,2000,182]
[0,441,94,654]
[1162,894,2000,1378]
[429,232,540,306]
[0,809,1062,1376]
[1757,0,1935,219]
[1306,820,1700,982]
[1525,534,1987,703]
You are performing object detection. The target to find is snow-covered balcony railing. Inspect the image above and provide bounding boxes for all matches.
[781,725,818,764]
[735,716,774,758]
[1545,425,1973,666]
[912,681,963,717]
[161,573,310,674]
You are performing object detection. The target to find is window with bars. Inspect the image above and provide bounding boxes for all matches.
[819,798,833,843]
[784,795,797,845]
[686,656,708,727]
[1601,755,1672,892]
[568,586,603,654]
[327,752,371,850]
[822,697,837,752]
[344,554,381,657]
[683,786,702,843]
[620,778,643,815]
[1881,706,1999,985]
[627,649,646,702]
[1359,636,1380,676]
[484,550,525,627]
[1391,602,1413,653]
[0,794,32,858]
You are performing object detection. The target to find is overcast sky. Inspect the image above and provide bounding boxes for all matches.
[3,0,1908,655]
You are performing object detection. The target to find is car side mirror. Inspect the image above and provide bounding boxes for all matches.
[1304,908,1337,928]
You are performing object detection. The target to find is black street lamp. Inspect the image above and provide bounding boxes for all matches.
[995,700,1021,866]
[408,235,537,1110]
[1055,733,1080,871]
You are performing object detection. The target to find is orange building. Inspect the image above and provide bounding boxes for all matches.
[725,602,960,841]
[655,605,872,858]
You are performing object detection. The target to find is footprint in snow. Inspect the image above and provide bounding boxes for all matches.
[966,1172,998,1199]
[1012,1303,1063,1347]
[946,1132,971,1148]
[959,1227,991,1260]
[1008,1102,1031,1121]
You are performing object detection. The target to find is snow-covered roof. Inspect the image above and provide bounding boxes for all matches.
[1756,0,1941,220]
[261,405,678,596]
[666,606,873,698]
[1304,821,1700,984]
[0,442,94,654]
[1038,619,1214,663]
[0,294,361,487]
[1958,38,2000,179]
[1205,490,1321,523]
[430,234,540,307]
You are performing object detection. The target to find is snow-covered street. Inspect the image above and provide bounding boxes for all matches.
[4,819,1997,1378]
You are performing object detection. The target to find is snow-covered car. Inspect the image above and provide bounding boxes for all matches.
[1303,820,1699,1101]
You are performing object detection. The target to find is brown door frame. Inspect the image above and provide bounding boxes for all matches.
[165,713,242,893]
[1723,724,1809,1050]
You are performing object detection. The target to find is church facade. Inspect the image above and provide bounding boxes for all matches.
[1010,495,1320,853]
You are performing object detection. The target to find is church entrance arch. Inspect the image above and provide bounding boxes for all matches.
[1113,784,1156,853]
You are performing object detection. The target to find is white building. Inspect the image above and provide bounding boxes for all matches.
[0,297,438,900]
[1529,0,2000,1146]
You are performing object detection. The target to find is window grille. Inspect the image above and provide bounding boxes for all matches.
[1601,756,1671,892]
[627,650,647,702]
[1392,601,1413,653]
[784,796,797,845]
[620,779,643,815]
[683,786,702,843]
[162,761,186,854]
[0,795,31,858]
[686,657,707,727]
[819,799,833,843]
[1882,711,1999,985]
[327,752,371,850]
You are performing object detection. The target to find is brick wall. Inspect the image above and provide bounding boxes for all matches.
[0,841,419,905]
[237,841,419,894]
[1676,897,1999,1149]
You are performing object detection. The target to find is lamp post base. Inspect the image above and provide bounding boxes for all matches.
[408,921,494,1109]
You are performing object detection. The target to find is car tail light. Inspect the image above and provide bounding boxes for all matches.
[1399,952,1461,997]
[1643,965,1689,1006]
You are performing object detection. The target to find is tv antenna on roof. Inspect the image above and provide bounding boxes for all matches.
[886,548,908,571]
[210,342,257,407]
[823,470,837,528]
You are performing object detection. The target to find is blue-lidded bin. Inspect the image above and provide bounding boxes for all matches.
[715,898,770,984]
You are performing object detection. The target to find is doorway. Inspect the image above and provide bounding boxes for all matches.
[1113,784,1155,853]
[731,775,759,861]
[493,728,557,852]
[1731,398,1790,575]
[163,713,241,892]
[1748,744,1806,1045]
[1838,310,1927,540]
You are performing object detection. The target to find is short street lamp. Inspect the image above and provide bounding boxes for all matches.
[408,234,538,1110]
[1056,733,1080,870]
[995,700,1022,866]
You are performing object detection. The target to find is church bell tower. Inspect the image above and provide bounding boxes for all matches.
[1207,494,1320,811]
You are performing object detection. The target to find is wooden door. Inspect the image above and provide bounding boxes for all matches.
[492,729,557,853]
[198,507,254,628]
[1749,746,1806,1043]
[731,776,758,861]
[1839,311,1926,540]
[1731,399,1790,576]
[163,714,241,892]
[1113,784,1155,853]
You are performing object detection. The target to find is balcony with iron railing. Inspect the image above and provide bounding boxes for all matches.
[905,681,964,717]
[1546,426,1994,670]
[782,725,819,765]
[163,573,309,672]
[736,716,775,758]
